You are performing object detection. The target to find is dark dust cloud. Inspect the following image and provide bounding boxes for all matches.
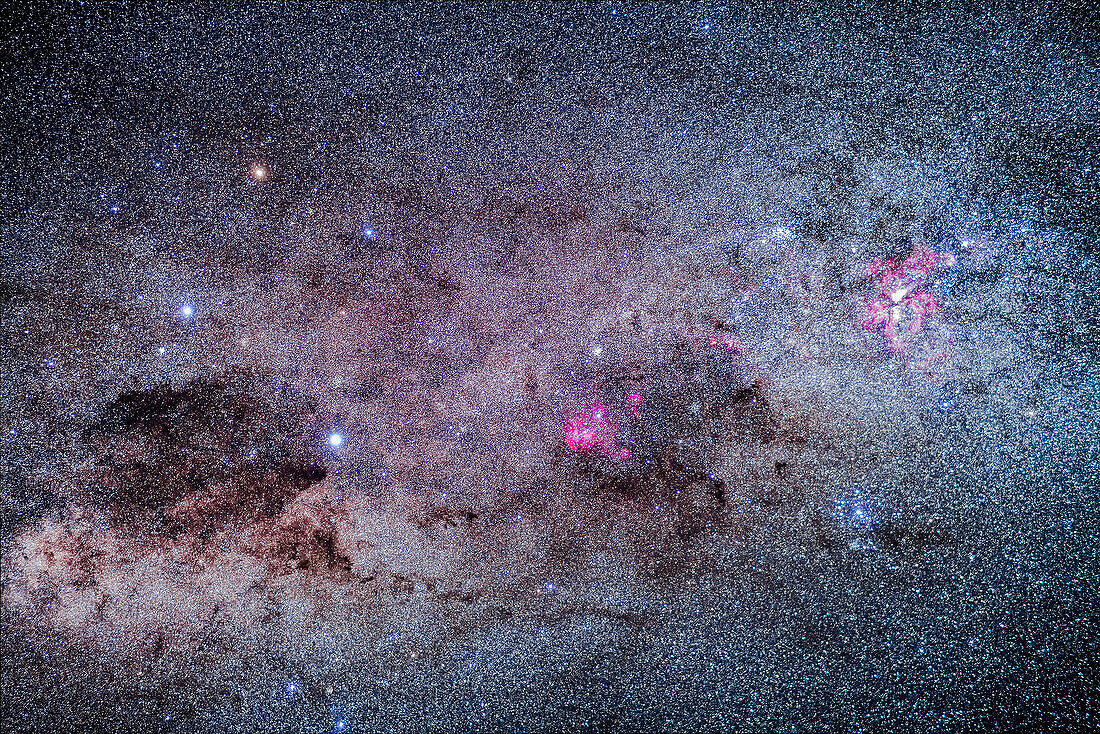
[2,2,1098,732]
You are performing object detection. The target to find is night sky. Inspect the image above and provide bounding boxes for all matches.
[2,3,1099,732]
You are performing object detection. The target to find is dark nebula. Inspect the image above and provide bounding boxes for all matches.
[81,371,325,537]
[2,3,1098,733]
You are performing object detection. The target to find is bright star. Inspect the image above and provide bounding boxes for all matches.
[328,433,343,447]
[179,305,194,318]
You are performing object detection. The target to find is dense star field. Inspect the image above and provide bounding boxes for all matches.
[2,3,1099,732]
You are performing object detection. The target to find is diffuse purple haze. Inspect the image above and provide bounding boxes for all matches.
[2,3,1097,732]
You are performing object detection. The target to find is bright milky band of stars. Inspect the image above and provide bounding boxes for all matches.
[2,3,1098,733]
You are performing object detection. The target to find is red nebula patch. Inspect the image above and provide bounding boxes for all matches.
[563,401,630,459]
[861,244,951,353]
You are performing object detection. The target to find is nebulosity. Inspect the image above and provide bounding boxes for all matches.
[2,3,1098,733]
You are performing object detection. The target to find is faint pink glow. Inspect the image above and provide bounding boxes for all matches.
[626,392,644,418]
[915,349,949,376]
[708,334,742,353]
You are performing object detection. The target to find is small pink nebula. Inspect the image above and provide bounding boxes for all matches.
[625,392,644,418]
[563,402,619,455]
[707,334,742,353]
[563,401,635,460]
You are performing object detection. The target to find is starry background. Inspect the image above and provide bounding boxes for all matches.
[2,2,1099,732]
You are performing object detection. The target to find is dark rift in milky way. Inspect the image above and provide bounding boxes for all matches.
[1,151,967,709]
[54,334,817,590]
[80,370,327,538]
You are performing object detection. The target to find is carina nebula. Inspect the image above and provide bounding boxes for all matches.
[2,3,1098,732]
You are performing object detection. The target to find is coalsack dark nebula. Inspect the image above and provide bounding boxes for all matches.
[3,3,1099,732]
